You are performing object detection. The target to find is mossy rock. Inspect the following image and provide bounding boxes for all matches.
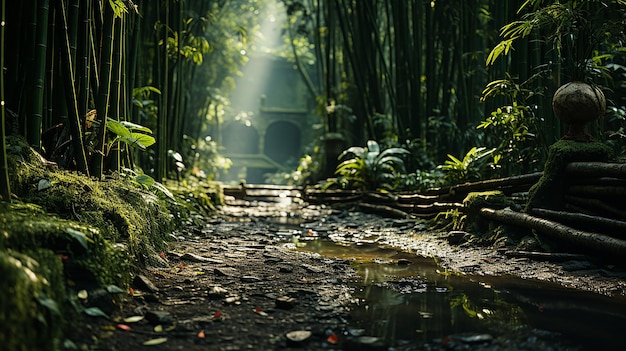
[526,140,612,211]
[463,191,515,233]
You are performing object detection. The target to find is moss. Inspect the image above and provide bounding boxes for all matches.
[463,191,515,234]
[526,140,612,211]
[1,136,202,348]
[0,202,130,287]
[0,249,66,351]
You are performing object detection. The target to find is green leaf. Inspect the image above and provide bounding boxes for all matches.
[106,285,125,294]
[106,118,131,137]
[143,337,168,346]
[38,297,61,317]
[64,228,90,250]
[84,307,110,319]
[134,174,155,187]
[120,121,153,134]
[152,182,175,201]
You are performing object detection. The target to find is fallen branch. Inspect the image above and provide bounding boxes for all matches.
[529,208,626,237]
[479,207,626,257]
[449,172,542,194]
[359,202,410,219]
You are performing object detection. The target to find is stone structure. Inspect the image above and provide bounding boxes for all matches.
[221,54,317,183]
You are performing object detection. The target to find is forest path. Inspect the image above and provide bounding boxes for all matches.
[74,197,626,350]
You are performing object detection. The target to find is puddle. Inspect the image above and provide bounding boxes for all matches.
[296,239,626,350]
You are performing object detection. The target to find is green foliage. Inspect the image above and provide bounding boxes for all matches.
[324,140,409,191]
[265,152,322,186]
[480,75,546,176]
[105,118,156,152]
[439,147,495,186]
[487,0,626,81]
[433,209,467,231]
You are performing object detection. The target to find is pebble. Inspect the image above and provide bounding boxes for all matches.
[133,274,160,293]
[145,310,173,325]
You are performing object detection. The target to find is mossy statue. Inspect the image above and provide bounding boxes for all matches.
[552,81,606,142]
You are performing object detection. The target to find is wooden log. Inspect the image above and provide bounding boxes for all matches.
[359,202,410,219]
[397,193,440,205]
[564,195,626,220]
[448,172,542,195]
[565,162,626,179]
[409,202,465,214]
[480,207,626,257]
[567,184,626,198]
[529,208,626,237]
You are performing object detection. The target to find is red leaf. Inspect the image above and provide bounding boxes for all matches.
[212,310,222,319]
[159,252,167,260]
[178,262,187,269]
[129,287,135,295]
[197,330,205,339]
[327,333,339,344]
[116,324,132,331]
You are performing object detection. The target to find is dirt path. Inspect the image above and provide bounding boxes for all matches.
[73,200,626,350]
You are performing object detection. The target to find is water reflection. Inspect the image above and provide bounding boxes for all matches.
[297,239,626,350]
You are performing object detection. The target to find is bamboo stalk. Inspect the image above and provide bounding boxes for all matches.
[91,1,116,178]
[55,0,89,175]
[27,0,50,151]
[480,207,626,257]
[0,0,11,202]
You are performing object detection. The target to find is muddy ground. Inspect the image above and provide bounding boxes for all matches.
[73,198,626,351]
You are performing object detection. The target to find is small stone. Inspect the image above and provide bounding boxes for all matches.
[278,266,293,273]
[275,296,297,310]
[207,286,228,300]
[214,267,237,277]
[240,276,262,283]
[145,310,173,325]
[133,274,159,293]
[181,252,213,263]
[285,330,312,345]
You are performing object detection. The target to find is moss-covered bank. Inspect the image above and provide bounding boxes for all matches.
[526,140,612,211]
[0,136,209,349]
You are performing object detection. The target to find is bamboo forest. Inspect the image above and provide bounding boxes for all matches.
[1,0,626,350]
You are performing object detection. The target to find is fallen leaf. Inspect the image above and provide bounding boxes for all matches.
[178,262,187,269]
[107,285,125,294]
[212,310,222,319]
[253,308,268,316]
[159,252,167,260]
[129,287,135,295]
[197,330,205,339]
[143,337,168,346]
[123,315,144,323]
[327,333,339,344]
[77,290,88,299]
[116,324,131,331]
[154,325,163,333]
[84,307,109,319]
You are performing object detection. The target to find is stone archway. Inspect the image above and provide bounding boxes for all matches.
[264,121,301,164]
